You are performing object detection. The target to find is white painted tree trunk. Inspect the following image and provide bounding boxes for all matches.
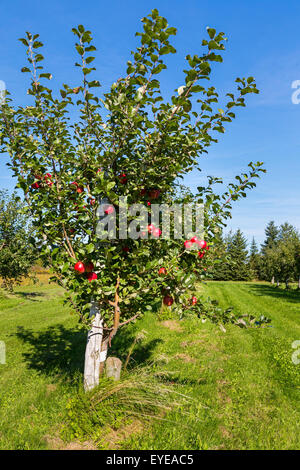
[271,276,275,284]
[84,301,107,391]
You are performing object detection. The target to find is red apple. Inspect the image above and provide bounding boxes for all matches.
[148,189,160,199]
[119,173,127,184]
[159,267,167,275]
[146,201,151,206]
[77,186,84,194]
[147,224,155,233]
[105,205,114,215]
[197,240,207,250]
[122,246,129,253]
[198,251,204,259]
[87,272,97,282]
[89,198,96,206]
[192,296,197,305]
[44,173,52,180]
[190,236,199,243]
[152,228,162,237]
[184,240,192,250]
[85,262,94,273]
[163,295,174,307]
[31,182,40,189]
[74,261,85,273]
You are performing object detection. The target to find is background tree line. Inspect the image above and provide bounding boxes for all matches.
[211,221,300,287]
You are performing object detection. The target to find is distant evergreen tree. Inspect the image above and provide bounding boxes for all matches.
[250,237,258,257]
[278,222,299,243]
[226,229,251,280]
[261,221,279,255]
[249,237,260,279]
[212,229,251,281]
[211,232,232,280]
[260,221,279,280]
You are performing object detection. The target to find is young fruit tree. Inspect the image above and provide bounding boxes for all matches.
[0,190,37,291]
[263,224,300,289]
[0,10,266,390]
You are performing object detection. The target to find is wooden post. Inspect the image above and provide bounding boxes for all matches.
[84,301,104,391]
[105,357,122,380]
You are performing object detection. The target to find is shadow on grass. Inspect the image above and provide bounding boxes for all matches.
[16,324,86,379]
[16,322,164,378]
[15,291,46,301]
[109,327,164,370]
[247,284,300,304]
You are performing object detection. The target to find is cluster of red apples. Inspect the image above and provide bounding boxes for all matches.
[74,261,97,282]
[34,171,208,304]
[184,237,209,259]
[159,237,208,308]
[31,173,53,189]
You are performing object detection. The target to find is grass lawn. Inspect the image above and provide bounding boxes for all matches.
[0,279,299,450]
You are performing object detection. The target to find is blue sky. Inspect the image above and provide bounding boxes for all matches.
[1,0,300,246]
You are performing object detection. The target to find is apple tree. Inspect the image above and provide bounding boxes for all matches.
[0,190,37,291]
[263,224,300,288]
[0,10,266,389]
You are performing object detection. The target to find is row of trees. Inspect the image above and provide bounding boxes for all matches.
[211,221,300,287]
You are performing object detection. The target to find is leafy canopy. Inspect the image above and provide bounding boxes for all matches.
[0,10,265,333]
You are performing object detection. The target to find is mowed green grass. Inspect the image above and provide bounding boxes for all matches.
[0,280,299,450]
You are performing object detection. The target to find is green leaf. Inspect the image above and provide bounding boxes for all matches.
[206,27,216,39]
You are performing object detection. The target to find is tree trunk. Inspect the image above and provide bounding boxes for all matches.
[276,279,280,287]
[298,277,300,290]
[84,301,107,391]
[285,279,289,290]
[271,276,275,284]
